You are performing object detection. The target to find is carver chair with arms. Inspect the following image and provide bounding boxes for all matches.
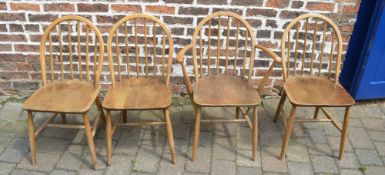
[177,11,281,161]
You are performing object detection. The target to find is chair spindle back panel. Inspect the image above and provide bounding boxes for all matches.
[40,16,104,86]
[191,12,256,81]
[107,14,174,85]
[281,13,343,83]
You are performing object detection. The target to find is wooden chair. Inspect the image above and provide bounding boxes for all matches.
[176,11,281,161]
[275,13,355,160]
[103,14,176,165]
[22,16,105,169]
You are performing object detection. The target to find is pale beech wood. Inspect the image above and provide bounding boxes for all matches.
[280,105,297,160]
[164,109,176,164]
[200,119,247,123]
[102,78,171,110]
[293,23,300,75]
[274,91,286,122]
[23,80,100,113]
[104,14,175,165]
[339,106,350,159]
[106,110,112,165]
[278,13,355,160]
[177,11,280,161]
[252,106,258,160]
[23,16,104,168]
[28,111,36,165]
[283,76,354,106]
[234,20,239,75]
[239,107,253,129]
[124,22,130,78]
[192,75,261,107]
[83,113,97,169]
[115,31,122,81]
[192,106,201,161]
[85,25,90,81]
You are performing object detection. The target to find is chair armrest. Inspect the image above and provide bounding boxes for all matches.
[177,44,194,95]
[254,45,281,94]
[254,44,281,63]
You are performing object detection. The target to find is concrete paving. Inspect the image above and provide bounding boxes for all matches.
[0,97,384,175]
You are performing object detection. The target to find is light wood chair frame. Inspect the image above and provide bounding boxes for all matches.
[23,16,105,169]
[104,14,176,165]
[176,11,281,161]
[275,13,355,160]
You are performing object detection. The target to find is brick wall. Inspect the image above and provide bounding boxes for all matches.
[0,0,359,97]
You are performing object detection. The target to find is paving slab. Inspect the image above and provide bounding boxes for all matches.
[211,160,236,175]
[261,147,287,173]
[287,162,313,175]
[0,138,29,163]
[356,149,383,166]
[310,155,339,174]
[237,167,262,175]
[17,153,61,172]
[0,103,24,121]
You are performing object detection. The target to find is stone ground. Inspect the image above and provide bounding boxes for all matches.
[0,96,385,175]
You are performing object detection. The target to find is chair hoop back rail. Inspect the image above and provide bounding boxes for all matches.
[281,13,343,83]
[107,14,174,86]
[39,15,105,86]
[177,11,281,161]
[275,13,354,161]
[103,14,176,166]
[23,16,105,169]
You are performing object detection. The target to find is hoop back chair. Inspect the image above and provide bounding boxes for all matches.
[177,11,281,161]
[274,13,355,160]
[103,14,176,165]
[22,16,105,169]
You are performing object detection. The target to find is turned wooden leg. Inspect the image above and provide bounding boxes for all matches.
[60,113,66,124]
[339,106,351,159]
[95,96,106,124]
[83,113,97,169]
[274,91,287,122]
[280,105,297,160]
[122,110,127,123]
[252,106,258,161]
[27,111,36,165]
[192,106,201,161]
[163,109,176,164]
[313,107,320,119]
[236,107,240,119]
[105,110,112,166]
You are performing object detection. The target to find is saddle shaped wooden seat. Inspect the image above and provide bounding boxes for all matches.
[23,80,100,113]
[284,76,355,107]
[102,78,172,110]
[193,76,261,107]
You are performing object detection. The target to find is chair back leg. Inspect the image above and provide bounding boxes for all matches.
[280,105,297,160]
[339,106,351,159]
[192,106,202,161]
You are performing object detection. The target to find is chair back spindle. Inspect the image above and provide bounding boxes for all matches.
[281,13,343,83]
[39,16,104,86]
[190,12,256,82]
[107,14,174,85]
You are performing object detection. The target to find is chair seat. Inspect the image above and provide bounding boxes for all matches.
[284,76,355,107]
[23,80,100,113]
[102,78,172,110]
[193,76,261,107]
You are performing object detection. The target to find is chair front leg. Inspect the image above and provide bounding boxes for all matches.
[192,106,202,161]
[105,110,112,166]
[27,111,36,165]
[274,91,287,122]
[339,106,351,159]
[252,106,258,161]
[280,105,297,160]
[163,109,176,164]
[83,113,97,169]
